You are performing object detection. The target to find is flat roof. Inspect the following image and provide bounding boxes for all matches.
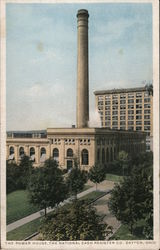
[94,86,147,95]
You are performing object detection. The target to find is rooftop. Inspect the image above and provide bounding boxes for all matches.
[94,86,148,95]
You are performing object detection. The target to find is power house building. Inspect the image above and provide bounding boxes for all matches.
[6,9,146,169]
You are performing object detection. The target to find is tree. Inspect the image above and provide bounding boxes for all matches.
[28,158,67,216]
[18,155,34,188]
[66,161,88,199]
[7,161,20,193]
[40,200,112,240]
[108,164,153,234]
[89,164,106,190]
[117,151,129,176]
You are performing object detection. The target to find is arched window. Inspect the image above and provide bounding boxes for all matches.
[97,149,100,162]
[106,148,109,162]
[9,146,14,155]
[41,147,46,156]
[67,148,73,157]
[19,147,24,157]
[102,148,105,164]
[114,147,116,160]
[30,147,35,156]
[110,148,113,162]
[81,149,89,165]
[53,148,59,160]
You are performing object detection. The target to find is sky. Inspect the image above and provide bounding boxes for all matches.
[6,3,152,130]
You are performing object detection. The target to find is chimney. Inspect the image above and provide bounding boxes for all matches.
[76,9,89,128]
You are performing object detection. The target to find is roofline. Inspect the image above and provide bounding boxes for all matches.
[94,86,147,95]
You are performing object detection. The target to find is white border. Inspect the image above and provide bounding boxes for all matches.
[0,0,159,249]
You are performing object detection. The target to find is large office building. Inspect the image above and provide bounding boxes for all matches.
[6,10,146,169]
[94,87,153,151]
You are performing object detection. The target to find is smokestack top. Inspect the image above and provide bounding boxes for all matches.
[77,9,89,18]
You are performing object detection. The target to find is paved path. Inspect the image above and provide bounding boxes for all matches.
[7,180,115,233]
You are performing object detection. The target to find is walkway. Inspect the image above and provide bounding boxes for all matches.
[7,180,115,233]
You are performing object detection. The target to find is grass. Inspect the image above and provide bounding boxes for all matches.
[110,220,148,240]
[7,217,41,241]
[7,190,39,225]
[105,174,123,183]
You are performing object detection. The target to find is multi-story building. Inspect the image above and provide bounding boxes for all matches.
[94,87,153,151]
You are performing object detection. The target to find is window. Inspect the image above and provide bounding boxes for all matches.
[98,96,103,101]
[112,95,118,99]
[128,126,134,131]
[144,121,150,125]
[120,121,126,126]
[112,106,118,110]
[128,121,134,125]
[120,100,126,104]
[112,121,118,126]
[10,146,14,155]
[120,110,126,115]
[106,148,109,162]
[136,93,142,98]
[105,111,110,115]
[110,148,113,161]
[105,95,110,100]
[98,106,103,110]
[120,94,126,99]
[112,116,118,120]
[128,110,134,114]
[112,100,118,105]
[82,149,88,165]
[30,147,35,156]
[136,121,142,125]
[120,116,125,120]
[112,126,118,130]
[19,147,24,157]
[128,105,134,109]
[128,93,134,98]
[128,116,134,120]
[102,148,105,163]
[144,126,150,131]
[105,121,110,127]
[40,147,46,156]
[105,116,111,120]
[136,110,142,114]
[144,109,150,114]
[136,99,142,103]
[144,92,149,97]
[105,101,110,105]
[67,148,73,157]
[120,126,125,130]
[136,127,142,131]
[53,148,59,159]
[144,115,150,119]
[97,149,100,161]
[120,105,126,110]
[128,99,134,103]
[144,98,150,103]
[112,111,118,115]
[98,101,103,105]
[136,104,142,109]
[105,106,110,110]
[136,115,142,120]
[144,104,151,109]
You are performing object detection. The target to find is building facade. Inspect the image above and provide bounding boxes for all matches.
[94,87,153,151]
[7,128,146,170]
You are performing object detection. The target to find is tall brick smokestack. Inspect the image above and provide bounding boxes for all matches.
[76,9,89,128]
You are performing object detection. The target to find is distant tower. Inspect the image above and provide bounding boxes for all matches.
[76,9,89,128]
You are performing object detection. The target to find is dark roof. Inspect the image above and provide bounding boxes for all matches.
[94,87,146,95]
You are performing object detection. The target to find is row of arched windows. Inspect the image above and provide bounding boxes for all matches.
[9,147,89,165]
[97,147,116,163]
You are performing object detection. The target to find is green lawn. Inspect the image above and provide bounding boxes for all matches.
[105,174,123,183]
[110,220,149,240]
[7,190,39,224]
[7,218,41,241]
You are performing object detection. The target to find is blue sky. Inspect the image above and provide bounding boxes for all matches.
[6,3,152,130]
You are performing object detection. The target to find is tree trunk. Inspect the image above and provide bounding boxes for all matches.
[44,205,47,217]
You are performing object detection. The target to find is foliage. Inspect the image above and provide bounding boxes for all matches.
[28,158,67,216]
[108,163,153,234]
[89,164,106,190]
[40,200,112,240]
[66,159,88,199]
[7,156,33,193]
